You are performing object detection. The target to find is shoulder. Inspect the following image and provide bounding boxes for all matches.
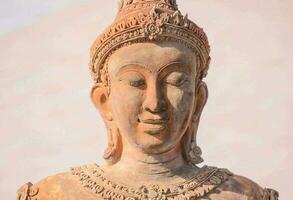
[17,169,97,200]
[17,172,72,200]
[208,171,279,200]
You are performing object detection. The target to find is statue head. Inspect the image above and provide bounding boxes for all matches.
[90,0,210,165]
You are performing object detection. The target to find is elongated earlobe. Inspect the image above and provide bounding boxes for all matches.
[182,81,208,165]
[103,124,122,165]
[91,86,122,165]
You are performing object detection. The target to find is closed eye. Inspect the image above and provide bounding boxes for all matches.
[165,78,187,87]
[164,71,189,87]
[118,71,146,89]
[129,79,146,88]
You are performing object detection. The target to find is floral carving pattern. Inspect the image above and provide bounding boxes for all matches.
[263,188,279,200]
[90,0,211,87]
[17,182,39,200]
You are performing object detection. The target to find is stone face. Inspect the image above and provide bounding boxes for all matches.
[17,0,279,199]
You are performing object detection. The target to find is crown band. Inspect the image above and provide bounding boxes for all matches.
[90,0,211,86]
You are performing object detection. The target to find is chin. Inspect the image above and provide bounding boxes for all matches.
[135,136,174,154]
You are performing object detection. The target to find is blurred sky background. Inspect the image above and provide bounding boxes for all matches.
[0,0,292,199]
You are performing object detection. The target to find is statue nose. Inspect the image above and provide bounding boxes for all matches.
[143,83,168,114]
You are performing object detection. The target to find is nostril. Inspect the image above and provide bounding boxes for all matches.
[143,94,168,113]
[145,103,168,114]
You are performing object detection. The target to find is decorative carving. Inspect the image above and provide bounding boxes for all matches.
[17,182,39,200]
[188,141,204,164]
[263,188,279,200]
[71,164,233,200]
[90,0,210,87]
[17,1,280,200]
[118,0,178,11]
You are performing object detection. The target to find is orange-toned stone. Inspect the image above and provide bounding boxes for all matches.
[17,0,279,199]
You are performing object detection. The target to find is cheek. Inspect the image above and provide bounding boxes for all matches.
[166,86,194,113]
[166,86,195,131]
[111,84,144,126]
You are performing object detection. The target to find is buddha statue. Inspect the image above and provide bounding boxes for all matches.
[17,0,279,199]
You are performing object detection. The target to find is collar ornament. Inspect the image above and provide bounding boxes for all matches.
[71,164,233,200]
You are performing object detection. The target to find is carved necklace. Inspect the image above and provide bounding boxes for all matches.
[71,164,233,200]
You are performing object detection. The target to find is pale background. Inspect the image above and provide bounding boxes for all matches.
[0,0,292,199]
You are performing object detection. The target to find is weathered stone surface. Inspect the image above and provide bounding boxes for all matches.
[17,0,279,199]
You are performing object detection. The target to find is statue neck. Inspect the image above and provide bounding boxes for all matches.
[103,143,196,185]
[121,144,185,174]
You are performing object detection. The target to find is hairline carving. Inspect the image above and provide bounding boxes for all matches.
[93,37,206,89]
[89,1,211,87]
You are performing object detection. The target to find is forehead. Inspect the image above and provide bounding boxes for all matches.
[107,41,197,75]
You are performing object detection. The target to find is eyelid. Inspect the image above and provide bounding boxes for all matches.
[164,72,189,86]
[165,79,187,87]
[164,71,188,80]
[129,79,146,87]
[117,71,146,88]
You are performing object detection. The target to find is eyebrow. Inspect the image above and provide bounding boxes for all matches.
[116,61,192,76]
[158,61,192,74]
[116,62,152,74]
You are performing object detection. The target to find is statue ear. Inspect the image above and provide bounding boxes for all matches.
[181,81,208,165]
[91,86,122,165]
[193,81,208,122]
[91,86,113,121]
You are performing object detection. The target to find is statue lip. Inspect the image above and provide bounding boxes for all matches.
[139,118,169,125]
[138,118,169,135]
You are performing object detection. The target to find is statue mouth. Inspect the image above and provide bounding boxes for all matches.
[138,118,169,135]
[140,118,168,125]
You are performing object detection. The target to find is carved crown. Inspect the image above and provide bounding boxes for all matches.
[118,0,178,11]
[90,0,211,86]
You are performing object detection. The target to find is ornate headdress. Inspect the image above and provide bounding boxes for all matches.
[90,0,211,86]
